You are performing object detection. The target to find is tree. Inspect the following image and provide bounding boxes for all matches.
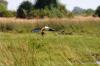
[0,3,7,17]
[95,6,100,17]
[17,1,33,18]
[0,3,6,12]
[0,0,7,8]
[34,0,58,9]
[33,0,69,18]
[85,9,94,16]
[72,7,85,15]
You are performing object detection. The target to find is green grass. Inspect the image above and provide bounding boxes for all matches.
[0,32,99,66]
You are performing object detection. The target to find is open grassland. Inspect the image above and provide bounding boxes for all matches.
[0,17,100,66]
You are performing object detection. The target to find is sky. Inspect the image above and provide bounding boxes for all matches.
[7,0,100,11]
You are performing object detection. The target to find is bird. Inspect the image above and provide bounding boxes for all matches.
[40,26,55,36]
[40,26,49,36]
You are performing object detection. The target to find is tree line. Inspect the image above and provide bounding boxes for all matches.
[17,0,71,18]
[0,0,100,18]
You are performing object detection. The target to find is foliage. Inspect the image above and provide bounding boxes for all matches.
[2,10,16,17]
[34,0,58,9]
[33,0,69,18]
[17,1,33,18]
[72,7,85,15]
[30,9,44,18]
[72,7,94,16]
[84,9,94,16]
[0,3,15,17]
[0,3,7,17]
[95,6,100,17]
[16,0,70,18]
[0,3,6,12]
[33,6,69,18]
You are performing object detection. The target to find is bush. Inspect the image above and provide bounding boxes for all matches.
[2,10,15,17]
[84,9,94,16]
[29,0,70,18]
[31,7,70,18]
[17,1,33,18]
[0,3,15,17]
[95,6,100,17]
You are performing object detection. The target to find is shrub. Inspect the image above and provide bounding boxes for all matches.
[84,9,94,16]
[31,7,70,18]
[0,3,15,17]
[2,10,15,17]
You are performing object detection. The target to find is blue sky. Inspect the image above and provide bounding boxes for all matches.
[7,0,100,11]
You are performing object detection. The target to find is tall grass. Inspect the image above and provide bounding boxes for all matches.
[0,32,99,66]
[0,17,100,35]
[0,17,100,66]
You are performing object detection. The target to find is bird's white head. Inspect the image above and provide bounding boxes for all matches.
[44,26,50,30]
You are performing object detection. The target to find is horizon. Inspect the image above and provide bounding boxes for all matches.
[6,0,100,11]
